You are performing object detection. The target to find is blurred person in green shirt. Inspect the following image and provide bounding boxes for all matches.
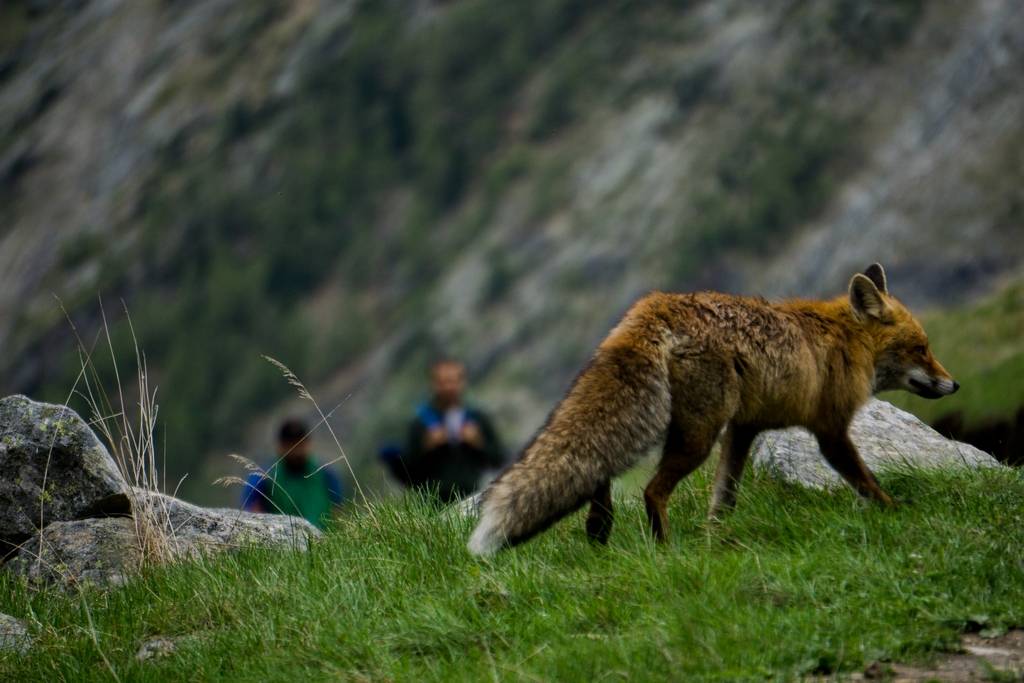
[241,418,343,528]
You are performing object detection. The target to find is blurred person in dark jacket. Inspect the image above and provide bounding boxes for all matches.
[382,359,506,503]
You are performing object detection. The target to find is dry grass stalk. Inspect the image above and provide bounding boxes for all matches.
[212,452,305,518]
[61,299,178,568]
[216,356,377,528]
[261,355,369,507]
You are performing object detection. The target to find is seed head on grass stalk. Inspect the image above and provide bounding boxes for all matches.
[261,355,375,517]
[213,453,305,525]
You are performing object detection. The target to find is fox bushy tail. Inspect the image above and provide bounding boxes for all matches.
[467,345,671,556]
[467,450,609,556]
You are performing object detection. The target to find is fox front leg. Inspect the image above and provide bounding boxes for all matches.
[814,432,894,506]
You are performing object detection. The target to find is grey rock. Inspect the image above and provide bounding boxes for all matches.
[136,637,176,662]
[4,517,138,587]
[135,489,321,558]
[0,613,32,655]
[449,492,484,519]
[0,395,128,554]
[751,399,1000,489]
[4,490,320,588]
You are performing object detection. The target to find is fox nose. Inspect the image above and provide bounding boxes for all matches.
[951,380,960,394]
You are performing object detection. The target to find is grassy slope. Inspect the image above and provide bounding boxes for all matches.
[885,276,1024,427]
[3,464,1024,681]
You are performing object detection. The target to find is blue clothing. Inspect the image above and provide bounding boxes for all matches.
[241,457,343,528]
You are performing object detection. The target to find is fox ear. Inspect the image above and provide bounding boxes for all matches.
[862,263,887,294]
[849,274,888,321]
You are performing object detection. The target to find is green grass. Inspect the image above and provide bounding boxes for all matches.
[886,277,1024,426]
[3,463,1024,681]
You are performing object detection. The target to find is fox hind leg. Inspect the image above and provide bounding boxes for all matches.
[708,424,759,519]
[585,480,613,544]
[644,423,718,542]
[646,356,739,542]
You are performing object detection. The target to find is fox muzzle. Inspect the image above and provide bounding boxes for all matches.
[906,369,959,399]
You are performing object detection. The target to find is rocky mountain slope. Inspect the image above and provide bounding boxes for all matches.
[1,0,1021,503]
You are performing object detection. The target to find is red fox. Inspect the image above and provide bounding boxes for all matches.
[468,264,958,555]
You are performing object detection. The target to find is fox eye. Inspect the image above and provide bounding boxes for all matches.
[913,344,928,356]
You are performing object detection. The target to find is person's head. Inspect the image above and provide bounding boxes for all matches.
[277,418,311,467]
[430,358,466,409]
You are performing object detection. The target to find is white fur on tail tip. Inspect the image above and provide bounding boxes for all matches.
[467,503,504,556]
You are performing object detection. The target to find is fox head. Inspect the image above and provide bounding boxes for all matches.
[849,263,959,399]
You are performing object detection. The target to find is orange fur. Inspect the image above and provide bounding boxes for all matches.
[468,264,957,555]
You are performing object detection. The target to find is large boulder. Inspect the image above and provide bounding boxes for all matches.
[4,518,139,587]
[0,395,128,554]
[135,490,321,558]
[4,490,320,588]
[751,398,1000,489]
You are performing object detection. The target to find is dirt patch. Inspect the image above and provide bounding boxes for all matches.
[842,630,1024,681]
